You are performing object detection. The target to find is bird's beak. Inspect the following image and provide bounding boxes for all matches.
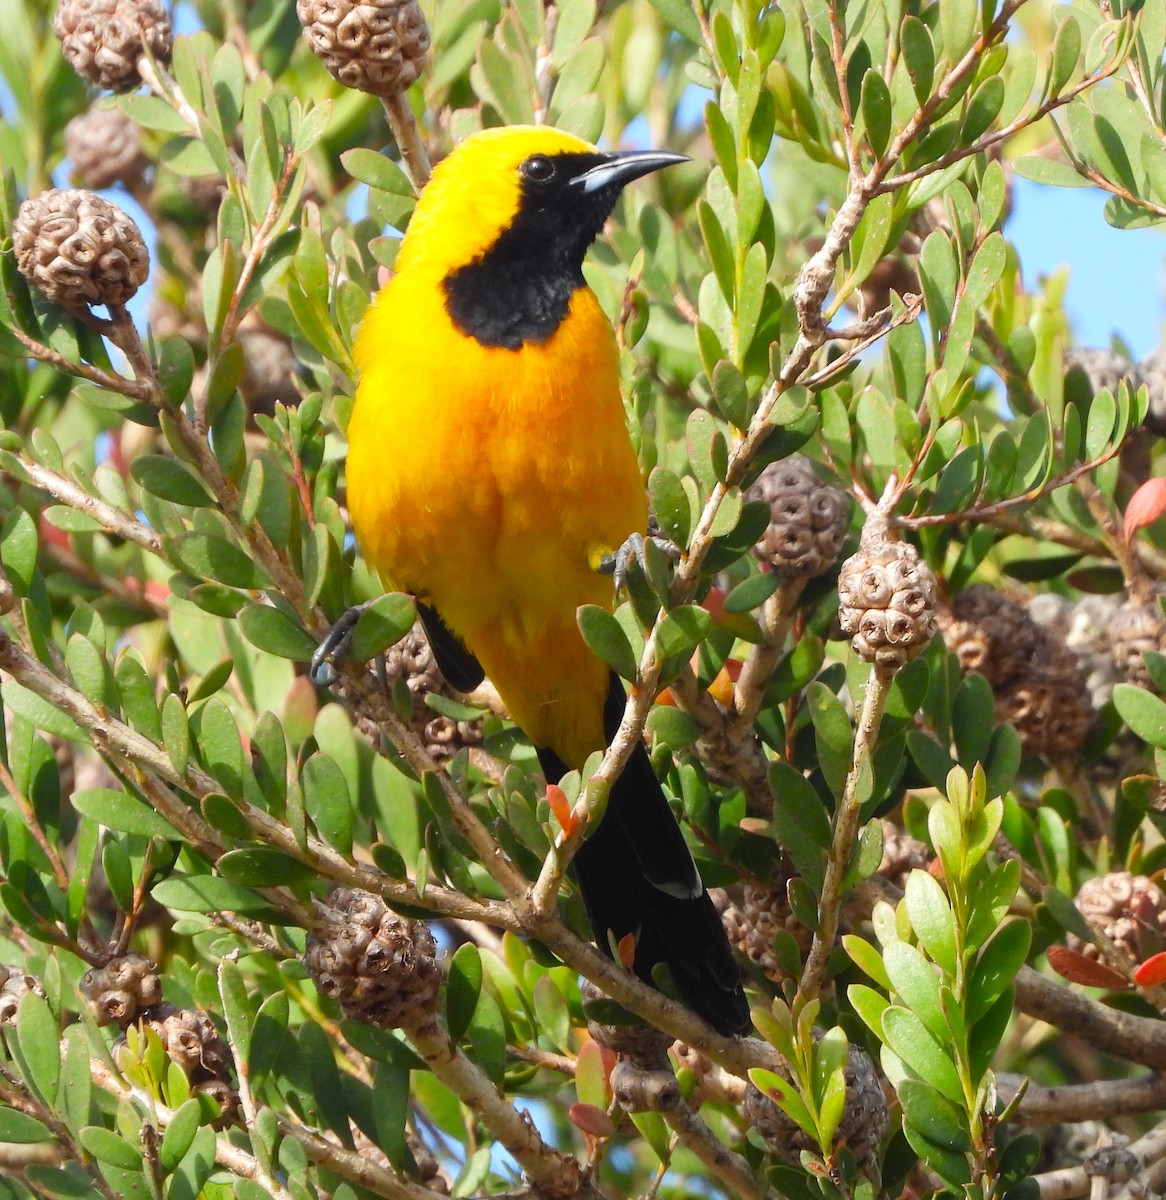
[571,150,691,194]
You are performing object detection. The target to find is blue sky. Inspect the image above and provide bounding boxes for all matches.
[1008,176,1165,360]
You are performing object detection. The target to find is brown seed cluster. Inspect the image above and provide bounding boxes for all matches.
[1110,600,1166,692]
[713,876,812,985]
[940,586,1094,759]
[385,623,483,762]
[55,0,173,92]
[65,106,148,191]
[80,952,162,1028]
[13,189,149,311]
[745,1040,887,1170]
[1069,872,1166,964]
[1027,592,1122,709]
[581,979,673,1068]
[837,530,937,669]
[145,1005,237,1122]
[0,965,45,1024]
[746,457,850,579]
[297,0,430,97]
[304,887,443,1031]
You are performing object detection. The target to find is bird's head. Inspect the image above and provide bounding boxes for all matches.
[395,125,688,283]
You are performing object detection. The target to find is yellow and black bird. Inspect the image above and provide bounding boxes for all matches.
[344,125,749,1035]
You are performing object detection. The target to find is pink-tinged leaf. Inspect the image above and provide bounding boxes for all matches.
[546,784,574,837]
[1047,944,1130,990]
[1135,950,1166,987]
[701,586,728,622]
[1124,478,1166,542]
[568,1103,615,1138]
[575,1040,612,1110]
[617,932,637,970]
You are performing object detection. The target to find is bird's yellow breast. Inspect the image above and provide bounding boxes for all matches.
[346,271,647,761]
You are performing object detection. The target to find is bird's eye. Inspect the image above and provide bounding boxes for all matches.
[521,155,556,184]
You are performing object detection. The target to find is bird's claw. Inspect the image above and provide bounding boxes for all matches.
[599,532,680,596]
[310,601,373,687]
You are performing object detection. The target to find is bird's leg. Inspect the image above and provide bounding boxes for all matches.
[599,525,681,597]
[310,600,376,687]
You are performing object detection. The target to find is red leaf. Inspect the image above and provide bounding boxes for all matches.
[1135,950,1166,987]
[546,784,574,837]
[617,931,637,970]
[723,657,744,682]
[1047,944,1130,990]
[1123,478,1166,542]
[655,687,678,707]
[701,586,728,623]
[568,1102,615,1138]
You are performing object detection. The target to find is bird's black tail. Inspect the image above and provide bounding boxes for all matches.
[538,674,751,1037]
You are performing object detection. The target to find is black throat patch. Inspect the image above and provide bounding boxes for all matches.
[442,152,619,350]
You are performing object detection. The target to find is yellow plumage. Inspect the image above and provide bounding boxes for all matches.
[347,127,647,767]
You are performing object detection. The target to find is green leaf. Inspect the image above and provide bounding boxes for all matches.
[1114,683,1166,748]
[79,1126,142,1170]
[1047,15,1082,97]
[645,0,702,44]
[899,1080,971,1150]
[768,761,831,892]
[901,16,934,105]
[446,943,482,1041]
[15,992,58,1106]
[578,605,638,681]
[349,594,417,664]
[723,571,779,614]
[648,467,691,548]
[1,506,37,595]
[0,1108,51,1142]
[2,681,83,741]
[1012,156,1089,189]
[882,1007,963,1104]
[302,752,353,855]
[171,533,267,590]
[162,693,191,776]
[216,847,316,887]
[130,456,214,507]
[193,696,245,798]
[71,788,179,839]
[159,1099,203,1173]
[532,975,571,1053]
[883,941,946,1041]
[860,69,893,157]
[967,919,1031,1023]
[218,959,253,1068]
[904,869,957,975]
[341,148,416,197]
[151,874,276,917]
[656,605,712,664]
[238,604,317,661]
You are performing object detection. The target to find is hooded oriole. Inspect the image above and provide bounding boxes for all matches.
[345,125,749,1035]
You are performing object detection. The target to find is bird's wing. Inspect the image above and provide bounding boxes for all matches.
[418,602,486,693]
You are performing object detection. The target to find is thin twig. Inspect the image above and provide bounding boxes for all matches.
[799,659,895,1000]
[407,1019,584,1196]
[662,1103,761,1200]
[6,324,151,399]
[380,93,431,191]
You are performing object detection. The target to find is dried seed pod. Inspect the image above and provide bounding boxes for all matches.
[837,526,937,669]
[745,1041,887,1170]
[939,586,1095,758]
[1111,600,1166,692]
[0,966,45,1024]
[13,189,148,310]
[385,622,483,762]
[55,0,172,92]
[297,0,430,97]
[146,1006,231,1081]
[581,979,673,1068]
[746,457,850,579]
[1069,872,1166,963]
[1138,348,1166,437]
[80,953,162,1028]
[304,887,443,1031]
[1028,592,1122,710]
[65,105,148,190]
[713,876,812,985]
[610,1059,681,1112]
